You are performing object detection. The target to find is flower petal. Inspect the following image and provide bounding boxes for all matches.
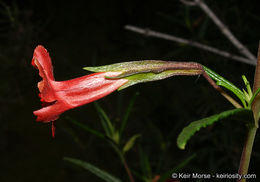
[33,71,128,123]
[32,45,54,80]
[32,45,128,124]
[33,100,70,123]
[32,45,56,102]
[54,72,128,107]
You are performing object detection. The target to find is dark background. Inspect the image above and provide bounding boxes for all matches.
[0,0,259,181]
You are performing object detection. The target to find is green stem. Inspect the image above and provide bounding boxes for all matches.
[237,125,257,182]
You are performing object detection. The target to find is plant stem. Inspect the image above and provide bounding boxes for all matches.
[122,158,135,182]
[237,125,257,182]
[110,141,135,182]
[237,43,260,182]
[252,43,260,126]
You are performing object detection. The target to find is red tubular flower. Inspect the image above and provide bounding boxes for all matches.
[32,45,128,135]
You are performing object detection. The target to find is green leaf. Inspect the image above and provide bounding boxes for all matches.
[123,134,141,153]
[242,75,253,99]
[64,157,122,182]
[177,108,251,150]
[139,148,152,178]
[203,66,247,107]
[66,116,105,139]
[249,87,260,107]
[243,89,250,103]
[94,102,115,137]
[112,130,120,144]
[120,92,139,136]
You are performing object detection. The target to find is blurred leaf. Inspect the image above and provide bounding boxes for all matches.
[64,157,122,182]
[184,6,191,29]
[131,170,148,182]
[120,92,139,136]
[95,102,115,137]
[139,148,152,179]
[60,123,86,149]
[198,16,209,39]
[177,108,251,149]
[123,134,141,153]
[112,130,120,144]
[158,154,196,182]
[66,116,105,139]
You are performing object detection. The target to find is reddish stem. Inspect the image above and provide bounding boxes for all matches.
[123,158,135,182]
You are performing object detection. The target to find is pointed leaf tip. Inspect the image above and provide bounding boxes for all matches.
[123,134,141,153]
[177,108,252,150]
[64,157,122,182]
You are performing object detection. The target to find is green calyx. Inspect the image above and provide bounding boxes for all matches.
[84,60,204,90]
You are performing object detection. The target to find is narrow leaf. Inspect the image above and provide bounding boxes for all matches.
[242,75,253,99]
[120,92,139,136]
[177,108,251,150]
[123,134,141,153]
[139,148,152,178]
[203,66,246,107]
[112,130,120,144]
[94,102,115,137]
[66,116,105,139]
[242,89,250,103]
[64,157,122,182]
[249,87,260,107]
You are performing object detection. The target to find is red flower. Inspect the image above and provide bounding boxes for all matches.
[32,45,128,136]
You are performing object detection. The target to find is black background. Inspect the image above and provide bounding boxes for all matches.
[0,0,259,181]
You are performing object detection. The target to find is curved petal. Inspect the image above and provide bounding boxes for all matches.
[32,45,54,80]
[33,101,69,123]
[32,45,56,102]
